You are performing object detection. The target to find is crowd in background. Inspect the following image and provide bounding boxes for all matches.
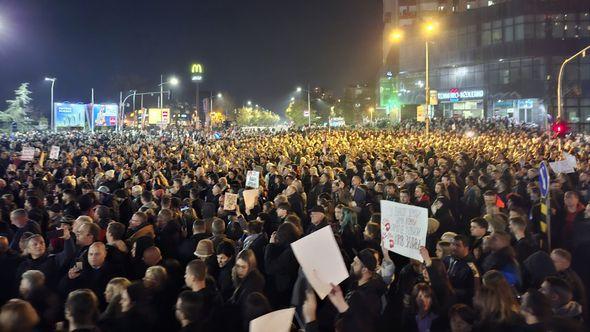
[0,119,588,332]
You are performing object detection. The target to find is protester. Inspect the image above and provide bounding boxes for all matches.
[0,122,587,332]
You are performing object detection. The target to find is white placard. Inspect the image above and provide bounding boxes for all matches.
[243,189,259,211]
[290,226,349,299]
[380,200,428,261]
[249,307,295,332]
[21,147,35,161]
[549,160,575,174]
[49,146,60,160]
[246,170,260,188]
[224,193,238,211]
[563,152,577,170]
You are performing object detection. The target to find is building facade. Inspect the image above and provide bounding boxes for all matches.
[381,0,590,129]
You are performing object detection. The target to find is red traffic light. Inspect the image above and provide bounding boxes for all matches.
[551,121,569,137]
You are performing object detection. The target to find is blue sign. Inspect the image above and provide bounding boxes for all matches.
[539,161,549,198]
[55,103,87,128]
[92,104,118,127]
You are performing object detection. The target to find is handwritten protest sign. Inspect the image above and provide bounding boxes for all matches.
[249,307,295,332]
[380,200,428,261]
[291,226,348,299]
[21,147,35,161]
[49,146,60,160]
[246,170,260,188]
[224,193,238,211]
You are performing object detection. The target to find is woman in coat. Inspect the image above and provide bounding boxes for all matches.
[264,222,300,308]
[229,249,265,307]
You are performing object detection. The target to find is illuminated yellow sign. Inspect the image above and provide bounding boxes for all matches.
[148,108,171,125]
[191,63,203,74]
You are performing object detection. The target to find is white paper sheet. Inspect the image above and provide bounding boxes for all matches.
[249,307,295,332]
[290,226,349,299]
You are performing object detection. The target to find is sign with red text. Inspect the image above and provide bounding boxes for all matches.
[380,200,428,261]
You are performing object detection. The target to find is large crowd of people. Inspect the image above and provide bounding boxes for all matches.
[0,119,588,332]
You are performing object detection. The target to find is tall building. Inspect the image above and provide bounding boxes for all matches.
[381,0,590,129]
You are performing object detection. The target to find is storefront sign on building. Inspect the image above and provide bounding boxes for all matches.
[438,89,484,101]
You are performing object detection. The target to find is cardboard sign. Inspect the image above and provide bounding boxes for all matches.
[246,170,260,188]
[21,147,35,161]
[49,145,60,160]
[249,307,295,332]
[243,189,259,211]
[224,193,238,211]
[291,226,349,299]
[380,200,428,261]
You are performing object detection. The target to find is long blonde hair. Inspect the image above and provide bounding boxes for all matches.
[474,285,518,323]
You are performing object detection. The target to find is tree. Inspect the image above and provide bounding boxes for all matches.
[210,111,225,126]
[236,106,254,126]
[235,107,281,127]
[285,100,316,127]
[1,83,33,124]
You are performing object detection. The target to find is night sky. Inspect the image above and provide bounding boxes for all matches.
[0,0,382,116]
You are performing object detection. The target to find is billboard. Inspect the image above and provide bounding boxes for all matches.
[148,108,170,125]
[92,104,118,127]
[54,103,86,128]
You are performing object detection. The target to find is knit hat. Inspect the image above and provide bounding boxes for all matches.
[194,239,214,258]
[357,248,377,272]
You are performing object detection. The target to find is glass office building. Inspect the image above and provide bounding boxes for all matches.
[384,0,590,129]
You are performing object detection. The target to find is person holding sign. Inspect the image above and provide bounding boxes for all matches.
[303,248,387,332]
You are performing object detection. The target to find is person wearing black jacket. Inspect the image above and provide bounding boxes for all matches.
[184,259,223,327]
[322,249,387,332]
[216,240,236,301]
[229,249,265,307]
[443,235,480,304]
[155,209,182,259]
[19,269,61,331]
[264,222,300,308]
[113,281,157,332]
[306,206,328,235]
[60,242,124,307]
[178,220,210,265]
[17,231,75,288]
[175,290,210,332]
[240,220,268,272]
[8,209,41,251]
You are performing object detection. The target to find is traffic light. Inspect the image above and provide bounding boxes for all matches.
[551,121,569,137]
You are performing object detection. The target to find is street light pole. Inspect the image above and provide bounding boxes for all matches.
[557,44,590,122]
[425,40,430,135]
[44,78,56,132]
[307,85,311,128]
[160,75,163,108]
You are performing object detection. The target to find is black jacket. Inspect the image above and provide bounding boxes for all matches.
[229,268,265,307]
[16,236,75,287]
[217,257,235,301]
[342,275,387,332]
[443,254,479,304]
[264,243,299,308]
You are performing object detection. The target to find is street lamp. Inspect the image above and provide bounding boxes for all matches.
[295,85,312,127]
[389,29,404,43]
[423,20,438,134]
[247,100,252,106]
[557,45,590,124]
[369,107,375,125]
[159,75,179,108]
[44,77,56,132]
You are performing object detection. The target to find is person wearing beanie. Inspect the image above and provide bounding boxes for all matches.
[325,248,387,332]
